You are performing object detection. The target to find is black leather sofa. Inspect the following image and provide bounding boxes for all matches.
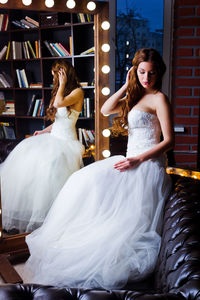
[0,140,199,300]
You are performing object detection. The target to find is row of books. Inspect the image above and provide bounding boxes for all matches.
[0,40,40,60]
[0,14,9,31]
[80,46,95,55]
[0,122,16,140]
[78,128,95,147]
[0,41,93,60]
[1,99,15,115]
[11,16,39,29]
[27,94,44,117]
[12,40,40,59]
[76,13,93,24]
[16,69,30,88]
[80,97,94,118]
[43,40,71,57]
[0,72,12,88]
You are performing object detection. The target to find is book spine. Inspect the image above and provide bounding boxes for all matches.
[27,94,36,116]
[35,40,39,58]
[43,40,55,57]
[16,69,22,88]
[24,41,30,59]
[25,16,39,27]
[32,99,40,116]
[2,14,8,31]
[27,40,36,58]
[6,41,11,60]
[20,19,36,28]
[52,43,65,56]
[0,74,9,87]
[0,45,7,60]
[20,69,29,88]
[50,43,61,57]
[0,14,4,31]
[22,42,27,59]
[11,20,25,29]
[58,43,70,56]
[69,36,73,56]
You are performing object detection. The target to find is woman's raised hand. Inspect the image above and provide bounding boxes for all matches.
[58,68,67,87]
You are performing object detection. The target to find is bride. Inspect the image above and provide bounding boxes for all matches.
[25,48,174,289]
[1,60,85,233]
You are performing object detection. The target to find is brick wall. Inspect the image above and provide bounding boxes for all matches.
[172,0,200,169]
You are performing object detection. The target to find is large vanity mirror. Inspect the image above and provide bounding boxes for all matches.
[0,0,110,255]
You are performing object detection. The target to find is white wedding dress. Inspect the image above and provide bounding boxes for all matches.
[1,107,84,233]
[25,109,171,289]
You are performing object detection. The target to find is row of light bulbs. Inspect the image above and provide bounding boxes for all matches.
[0,0,97,10]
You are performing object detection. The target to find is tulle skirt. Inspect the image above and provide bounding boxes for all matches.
[1,133,84,233]
[25,155,171,289]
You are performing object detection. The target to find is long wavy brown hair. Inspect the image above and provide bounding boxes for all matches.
[112,48,166,136]
[46,60,81,121]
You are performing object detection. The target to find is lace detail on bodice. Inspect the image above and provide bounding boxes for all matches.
[126,109,161,157]
[51,107,80,141]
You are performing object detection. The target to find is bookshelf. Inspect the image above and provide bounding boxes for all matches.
[0,9,97,147]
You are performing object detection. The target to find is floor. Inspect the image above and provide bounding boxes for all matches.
[0,262,27,284]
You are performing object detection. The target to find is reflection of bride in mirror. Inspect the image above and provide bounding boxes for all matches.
[0,59,85,234]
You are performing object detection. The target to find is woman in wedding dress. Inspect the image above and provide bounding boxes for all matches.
[1,60,85,233]
[25,48,174,289]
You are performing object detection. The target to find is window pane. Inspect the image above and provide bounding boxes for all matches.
[116,0,164,88]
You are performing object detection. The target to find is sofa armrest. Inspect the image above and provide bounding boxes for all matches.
[155,177,200,300]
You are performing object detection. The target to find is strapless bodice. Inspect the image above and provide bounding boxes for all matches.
[126,109,161,157]
[51,107,80,141]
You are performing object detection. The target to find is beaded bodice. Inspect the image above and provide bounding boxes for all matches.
[51,107,80,141]
[126,109,161,157]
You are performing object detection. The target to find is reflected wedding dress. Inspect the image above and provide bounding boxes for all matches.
[25,109,171,289]
[1,107,84,233]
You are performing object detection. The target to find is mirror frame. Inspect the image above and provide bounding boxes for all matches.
[0,0,110,256]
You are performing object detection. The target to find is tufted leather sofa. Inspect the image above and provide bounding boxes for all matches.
[0,140,199,299]
[0,139,21,163]
[0,175,199,299]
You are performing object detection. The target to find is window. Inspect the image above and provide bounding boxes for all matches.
[116,0,164,89]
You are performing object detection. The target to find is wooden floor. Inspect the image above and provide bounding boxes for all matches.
[0,255,23,283]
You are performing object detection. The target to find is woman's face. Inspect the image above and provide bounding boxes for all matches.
[137,62,157,90]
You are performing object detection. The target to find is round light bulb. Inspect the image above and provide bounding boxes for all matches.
[101,87,110,96]
[101,43,110,52]
[87,1,96,11]
[0,231,2,238]
[102,149,111,158]
[101,65,110,74]
[0,0,8,3]
[101,21,110,30]
[45,0,54,8]
[102,129,111,137]
[22,0,32,5]
[66,0,76,8]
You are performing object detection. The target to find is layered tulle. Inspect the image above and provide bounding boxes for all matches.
[1,107,84,233]
[25,155,171,289]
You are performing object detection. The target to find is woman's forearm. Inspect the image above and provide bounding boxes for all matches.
[43,124,53,133]
[139,138,175,163]
[101,83,127,115]
[53,85,65,107]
